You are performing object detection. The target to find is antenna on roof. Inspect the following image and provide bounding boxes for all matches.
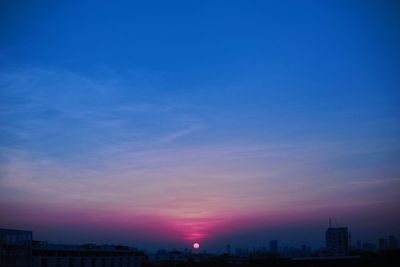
[329,218,332,228]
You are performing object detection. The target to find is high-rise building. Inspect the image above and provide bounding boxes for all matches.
[269,240,278,254]
[388,235,398,250]
[325,226,349,256]
[379,238,388,251]
[0,228,33,267]
[226,244,231,255]
[356,240,361,250]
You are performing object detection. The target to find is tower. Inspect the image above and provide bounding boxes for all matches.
[325,221,349,256]
[269,240,278,254]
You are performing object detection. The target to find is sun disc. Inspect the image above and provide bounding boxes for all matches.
[193,242,200,250]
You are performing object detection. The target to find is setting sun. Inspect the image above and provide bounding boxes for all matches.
[193,243,200,250]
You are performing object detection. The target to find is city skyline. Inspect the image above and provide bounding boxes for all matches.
[1,226,399,267]
[1,226,398,254]
[1,0,400,251]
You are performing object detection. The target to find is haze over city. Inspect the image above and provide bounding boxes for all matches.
[1,0,400,252]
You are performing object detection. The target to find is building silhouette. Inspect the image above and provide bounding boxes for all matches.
[389,235,398,250]
[31,242,144,267]
[0,229,33,267]
[226,244,231,255]
[379,238,388,251]
[362,242,375,252]
[0,228,145,267]
[269,240,278,254]
[325,224,349,256]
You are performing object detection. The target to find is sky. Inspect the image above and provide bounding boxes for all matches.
[0,0,400,251]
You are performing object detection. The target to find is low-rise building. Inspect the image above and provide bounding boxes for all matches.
[32,242,145,267]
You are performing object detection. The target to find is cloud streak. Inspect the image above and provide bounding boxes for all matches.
[1,66,400,248]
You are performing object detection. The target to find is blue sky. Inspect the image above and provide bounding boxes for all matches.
[1,0,400,250]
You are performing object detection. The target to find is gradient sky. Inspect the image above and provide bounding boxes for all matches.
[1,0,400,251]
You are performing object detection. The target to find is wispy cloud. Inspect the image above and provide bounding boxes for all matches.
[349,177,400,185]
[1,65,400,246]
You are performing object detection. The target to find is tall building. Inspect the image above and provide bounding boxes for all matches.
[226,244,231,255]
[325,226,349,256]
[388,235,398,250]
[379,238,388,251]
[356,240,361,250]
[0,228,33,267]
[269,240,278,254]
